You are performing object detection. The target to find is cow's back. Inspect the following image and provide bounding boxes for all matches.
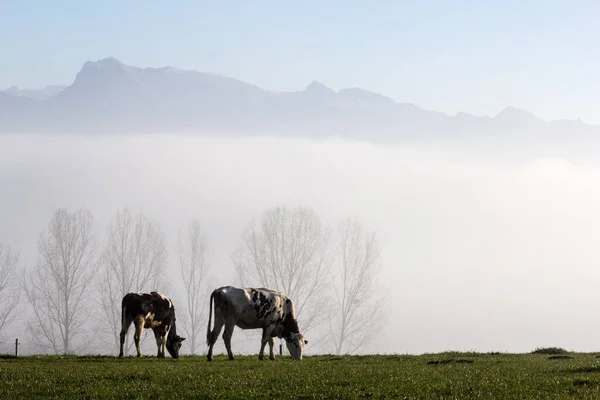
[214,286,288,329]
[122,292,174,323]
[122,293,151,317]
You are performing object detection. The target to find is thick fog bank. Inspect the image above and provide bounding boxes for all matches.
[1,133,600,355]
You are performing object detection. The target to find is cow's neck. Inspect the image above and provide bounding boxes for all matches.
[281,313,300,337]
[168,321,178,340]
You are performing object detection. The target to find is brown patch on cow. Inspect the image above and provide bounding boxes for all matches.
[141,312,165,328]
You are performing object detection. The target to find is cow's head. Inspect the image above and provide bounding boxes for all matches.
[284,332,308,360]
[166,335,186,358]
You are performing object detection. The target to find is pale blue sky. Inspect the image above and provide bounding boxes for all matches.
[2,1,599,122]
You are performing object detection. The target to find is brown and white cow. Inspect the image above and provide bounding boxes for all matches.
[206,286,308,361]
[119,291,185,358]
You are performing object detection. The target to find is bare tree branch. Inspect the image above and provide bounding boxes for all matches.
[177,219,211,355]
[329,217,385,355]
[232,205,334,340]
[23,208,99,354]
[97,207,169,354]
[0,243,22,341]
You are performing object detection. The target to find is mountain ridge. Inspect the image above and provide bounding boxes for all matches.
[1,57,597,140]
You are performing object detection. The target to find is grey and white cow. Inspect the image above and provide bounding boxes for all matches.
[119,291,185,358]
[206,286,308,361]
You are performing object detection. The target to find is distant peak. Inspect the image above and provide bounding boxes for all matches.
[305,81,335,93]
[4,86,20,95]
[494,106,543,122]
[495,106,531,117]
[97,56,125,66]
[81,57,127,72]
[71,57,134,88]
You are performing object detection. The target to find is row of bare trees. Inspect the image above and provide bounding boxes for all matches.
[233,205,384,354]
[0,204,382,356]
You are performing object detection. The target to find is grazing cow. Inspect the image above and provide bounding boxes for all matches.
[206,286,308,361]
[119,291,185,358]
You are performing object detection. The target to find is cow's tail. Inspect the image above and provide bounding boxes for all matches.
[206,290,215,346]
[120,297,127,333]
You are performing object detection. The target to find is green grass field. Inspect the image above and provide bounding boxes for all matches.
[2,352,600,399]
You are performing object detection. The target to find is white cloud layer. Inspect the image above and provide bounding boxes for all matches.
[1,133,600,354]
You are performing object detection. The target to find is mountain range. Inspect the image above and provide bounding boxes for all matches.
[1,57,598,144]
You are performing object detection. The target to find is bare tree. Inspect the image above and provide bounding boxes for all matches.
[24,208,99,354]
[0,243,22,340]
[329,217,384,355]
[232,205,333,337]
[98,207,169,353]
[177,219,211,354]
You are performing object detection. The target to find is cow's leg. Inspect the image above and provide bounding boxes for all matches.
[153,326,167,358]
[258,328,269,360]
[223,321,236,361]
[119,315,133,357]
[268,337,275,361]
[207,312,224,362]
[133,318,144,357]
[152,328,161,357]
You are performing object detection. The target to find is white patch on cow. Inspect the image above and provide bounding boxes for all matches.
[143,312,155,328]
[155,292,172,308]
[141,312,163,328]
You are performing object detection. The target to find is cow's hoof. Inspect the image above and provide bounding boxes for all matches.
[258,355,264,361]
[270,357,276,361]
[207,357,213,362]
[228,357,235,361]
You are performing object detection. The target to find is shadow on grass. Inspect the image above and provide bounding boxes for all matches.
[568,366,600,374]
[427,359,474,365]
[548,355,574,360]
[573,378,599,387]
[319,356,344,361]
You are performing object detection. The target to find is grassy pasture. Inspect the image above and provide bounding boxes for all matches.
[2,352,600,399]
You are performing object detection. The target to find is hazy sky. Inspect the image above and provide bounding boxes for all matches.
[2,1,600,123]
[2,134,600,355]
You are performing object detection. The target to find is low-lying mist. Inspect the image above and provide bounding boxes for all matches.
[1,133,600,355]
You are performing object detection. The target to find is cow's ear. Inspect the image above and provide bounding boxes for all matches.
[179,337,186,342]
[304,340,308,345]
